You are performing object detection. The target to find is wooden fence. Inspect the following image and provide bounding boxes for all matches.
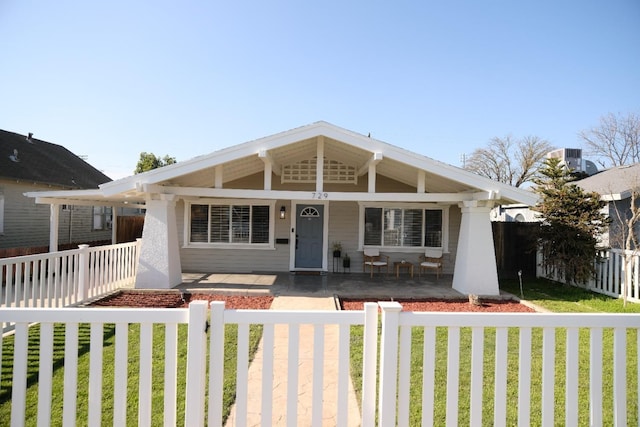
[0,301,638,426]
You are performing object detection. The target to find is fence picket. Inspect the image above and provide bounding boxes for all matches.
[235,323,250,427]
[565,327,579,426]
[470,327,484,426]
[286,323,300,427]
[613,327,627,426]
[62,322,78,427]
[138,323,153,427]
[114,322,128,426]
[88,323,103,427]
[446,327,461,427]
[494,327,508,426]
[337,323,350,426]
[421,326,436,427]
[163,323,178,427]
[542,327,555,426]
[398,325,412,426]
[518,327,532,426]
[208,301,225,427]
[312,324,324,427]
[37,323,54,427]
[10,323,29,427]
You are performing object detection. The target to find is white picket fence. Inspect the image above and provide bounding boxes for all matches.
[1,301,639,426]
[537,248,640,303]
[0,240,140,309]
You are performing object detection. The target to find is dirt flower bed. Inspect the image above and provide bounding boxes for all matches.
[90,291,535,313]
[340,298,536,312]
[88,290,274,310]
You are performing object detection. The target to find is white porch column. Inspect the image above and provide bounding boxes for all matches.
[452,201,500,296]
[135,195,182,289]
[111,206,118,244]
[49,204,59,252]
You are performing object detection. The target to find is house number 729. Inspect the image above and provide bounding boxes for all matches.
[311,192,329,199]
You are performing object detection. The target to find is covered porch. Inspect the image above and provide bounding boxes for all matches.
[175,271,463,299]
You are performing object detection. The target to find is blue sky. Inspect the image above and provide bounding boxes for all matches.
[1,1,638,180]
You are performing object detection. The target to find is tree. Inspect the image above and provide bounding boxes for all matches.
[579,112,640,168]
[533,158,608,285]
[134,152,177,174]
[606,176,640,306]
[464,135,553,187]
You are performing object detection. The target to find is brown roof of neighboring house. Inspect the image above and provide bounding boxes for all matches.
[0,129,111,189]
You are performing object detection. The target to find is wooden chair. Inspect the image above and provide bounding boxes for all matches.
[419,248,443,279]
[363,248,390,278]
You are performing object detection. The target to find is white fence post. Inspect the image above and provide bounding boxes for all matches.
[77,244,90,302]
[361,302,379,427]
[184,300,208,427]
[378,301,402,426]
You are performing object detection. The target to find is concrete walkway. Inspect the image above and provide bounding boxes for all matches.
[224,295,361,427]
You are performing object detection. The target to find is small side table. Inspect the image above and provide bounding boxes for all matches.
[394,261,414,279]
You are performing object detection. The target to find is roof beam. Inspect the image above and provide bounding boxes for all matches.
[258,150,281,175]
[357,152,383,176]
[144,184,492,203]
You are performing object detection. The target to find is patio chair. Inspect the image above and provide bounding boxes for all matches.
[419,248,443,279]
[363,248,390,278]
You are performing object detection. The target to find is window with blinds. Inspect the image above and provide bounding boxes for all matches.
[190,203,271,245]
[364,207,443,248]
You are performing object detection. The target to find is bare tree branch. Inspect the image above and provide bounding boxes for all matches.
[464,134,553,187]
[580,112,640,168]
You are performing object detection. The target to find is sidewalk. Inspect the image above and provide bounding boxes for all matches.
[224,296,361,427]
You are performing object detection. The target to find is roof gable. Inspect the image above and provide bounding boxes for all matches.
[0,130,112,188]
[101,121,537,205]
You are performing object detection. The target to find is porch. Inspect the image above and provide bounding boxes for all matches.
[176,271,463,299]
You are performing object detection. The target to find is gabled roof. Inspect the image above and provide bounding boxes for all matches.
[576,163,640,201]
[0,129,111,189]
[98,121,537,205]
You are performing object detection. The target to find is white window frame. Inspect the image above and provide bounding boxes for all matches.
[358,202,450,253]
[183,199,276,249]
[0,191,4,234]
[93,206,112,231]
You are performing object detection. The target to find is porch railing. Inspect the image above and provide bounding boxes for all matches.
[537,248,640,303]
[0,240,141,309]
[1,301,638,426]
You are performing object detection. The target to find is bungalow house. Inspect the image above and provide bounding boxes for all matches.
[0,129,113,251]
[575,163,640,249]
[25,122,538,295]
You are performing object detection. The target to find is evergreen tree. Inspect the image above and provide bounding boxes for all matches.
[532,158,608,285]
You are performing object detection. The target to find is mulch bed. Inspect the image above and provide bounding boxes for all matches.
[89,291,536,312]
[340,298,536,312]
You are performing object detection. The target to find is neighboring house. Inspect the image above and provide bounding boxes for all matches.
[25,122,538,295]
[0,129,113,250]
[575,163,640,249]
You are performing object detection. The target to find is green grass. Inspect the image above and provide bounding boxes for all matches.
[349,278,640,425]
[0,321,263,426]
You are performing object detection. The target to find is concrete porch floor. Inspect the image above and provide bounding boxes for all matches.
[175,271,466,299]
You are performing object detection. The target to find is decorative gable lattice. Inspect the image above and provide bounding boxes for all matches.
[281,158,357,184]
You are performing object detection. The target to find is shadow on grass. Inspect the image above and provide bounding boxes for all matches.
[0,323,116,404]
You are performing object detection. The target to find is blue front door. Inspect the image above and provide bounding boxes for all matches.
[295,205,324,268]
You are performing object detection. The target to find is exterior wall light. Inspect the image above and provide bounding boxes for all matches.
[280,206,286,219]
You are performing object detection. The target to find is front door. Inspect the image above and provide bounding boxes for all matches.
[295,204,324,268]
